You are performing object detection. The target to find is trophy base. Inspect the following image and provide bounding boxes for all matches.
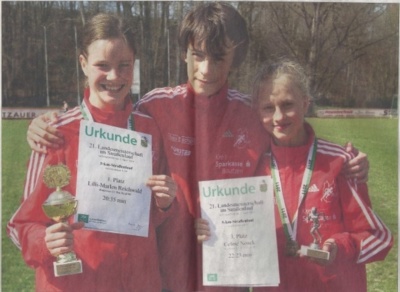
[54,260,83,277]
[300,245,330,261]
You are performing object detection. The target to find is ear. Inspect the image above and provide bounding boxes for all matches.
[79,55,88,77]
[303,96,311,113]
[182,50,188,63]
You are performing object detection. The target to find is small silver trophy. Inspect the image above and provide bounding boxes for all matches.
[42,164,83,277]
[300,207,330,260]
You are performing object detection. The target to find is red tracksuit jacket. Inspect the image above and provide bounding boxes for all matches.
[7,94,173,291]
[136,82,269,292]
[254,123,393,292]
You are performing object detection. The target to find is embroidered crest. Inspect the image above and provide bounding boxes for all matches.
[321,180,336,203]
[233,128,250,149]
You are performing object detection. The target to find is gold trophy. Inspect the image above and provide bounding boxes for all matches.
[300,207,330,260]
[42,164,83,277]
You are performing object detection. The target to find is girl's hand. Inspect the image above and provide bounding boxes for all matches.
[298,238,337,265]
[195,218,211,242]
[303,238,337,266]
[44,222,84,257]
[27,111,64,154]
[146,175,176,210]
[343,142,369,183]
[320,238,338,265]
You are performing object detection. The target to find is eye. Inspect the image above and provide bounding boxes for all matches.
[282,101,294,109]
[213,54,225,62]
[95,63,108,70]
[192,51,205,61]
[120,62,132,68]
[262,105,274,112]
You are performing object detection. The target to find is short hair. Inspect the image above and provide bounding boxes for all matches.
[252,59,310,106]
[179,2,249,68]
[80,13,136,58]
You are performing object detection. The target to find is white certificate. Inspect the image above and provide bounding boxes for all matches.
[75,120,152,237]
[199,176,279,287]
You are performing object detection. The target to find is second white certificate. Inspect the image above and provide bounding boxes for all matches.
[75,120,152,237]
[199,176,279,287]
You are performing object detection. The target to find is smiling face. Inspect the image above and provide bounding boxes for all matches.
[185,42,234,97]
[257,75,309,147]
[80,38,134,111]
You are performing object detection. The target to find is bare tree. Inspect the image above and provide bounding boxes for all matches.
[247,2,398,107]
[2,1,397,108]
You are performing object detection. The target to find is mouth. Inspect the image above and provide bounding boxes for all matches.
[101,84,125,92]
[273,123,290,131]
[196,78,215,85]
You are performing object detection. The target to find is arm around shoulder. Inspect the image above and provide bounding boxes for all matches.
[27,111,65,153]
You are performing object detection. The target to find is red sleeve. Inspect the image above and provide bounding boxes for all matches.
[134,111,174,227]
[331,176,393,264]
[151,198,177,228]
[133,110,167,175]
[7,149,63,267]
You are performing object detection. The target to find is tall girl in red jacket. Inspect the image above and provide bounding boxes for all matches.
[197,60,392,291]
[7,14,176,292]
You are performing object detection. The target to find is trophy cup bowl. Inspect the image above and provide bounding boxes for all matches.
[42,190,77,223]
[42,164,83,277]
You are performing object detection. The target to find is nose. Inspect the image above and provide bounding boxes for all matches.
[107,68,119,80]
[273,107,284,121]
[199,59,213,77]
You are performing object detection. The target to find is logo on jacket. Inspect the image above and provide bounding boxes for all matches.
[223,130,234,138]
[308,184,320,192]
[168,133,194,145]
[321,180,336,203]
[233,128,250,149]
[171,146,191,156]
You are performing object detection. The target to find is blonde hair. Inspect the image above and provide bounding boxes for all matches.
[252,59,310,107]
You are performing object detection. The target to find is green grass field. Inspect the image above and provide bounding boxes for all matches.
[2,118,398,291]
[309,118,398,292]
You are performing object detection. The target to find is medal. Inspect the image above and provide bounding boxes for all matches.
[81,99,134,130]
[271,139,317,258]
[285,240,300,257]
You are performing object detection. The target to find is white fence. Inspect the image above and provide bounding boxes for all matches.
[2,107,398,119]
[315,108,398,118]
[2,108,60,119]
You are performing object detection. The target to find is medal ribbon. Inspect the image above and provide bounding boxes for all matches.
[271,139,317,242]
[80,99,134,130]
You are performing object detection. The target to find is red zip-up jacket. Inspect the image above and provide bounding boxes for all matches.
[136,82,270,292]
[7,94,173,292]
[254,123,393,292]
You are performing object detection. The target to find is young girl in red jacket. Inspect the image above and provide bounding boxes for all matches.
[7,14,176,292]
[196,60,392,291]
